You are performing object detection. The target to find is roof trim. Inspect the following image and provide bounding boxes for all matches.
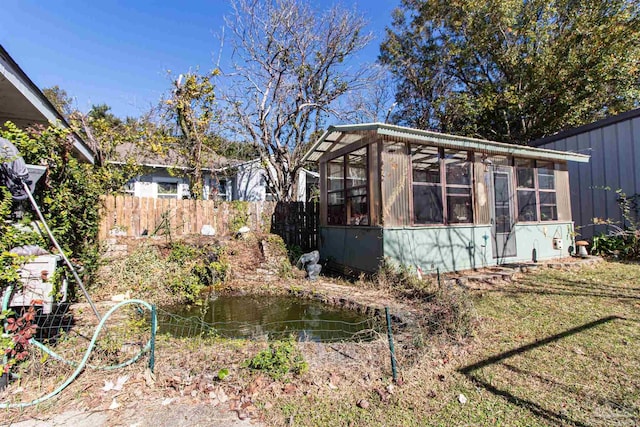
[302,123,590,163]
[0,44,94,163]
[531,108,640,147]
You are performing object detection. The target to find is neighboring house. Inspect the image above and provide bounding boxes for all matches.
[216,158,318,202]
[532,108,640,240]
[112,143,225,200]
[0,44,94,163]
[118,149,318,202]
[302,123,589,274]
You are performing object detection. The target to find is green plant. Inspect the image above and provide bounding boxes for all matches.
[1,121,121,284]
[245,337,308,380]
[229,201,250,233]
[1,307,37,374]
[591,190,640,260]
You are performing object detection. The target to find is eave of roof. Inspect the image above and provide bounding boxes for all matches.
[0,44,94,164]
[530,108,640,147]
[302,123,590,163]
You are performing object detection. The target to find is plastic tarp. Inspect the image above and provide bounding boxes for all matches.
[0,137,32,200]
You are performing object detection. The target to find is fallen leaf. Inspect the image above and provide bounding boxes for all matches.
[113,375,129,391]
[109,398,120,410]
[283,383,297,394]
[217,388,229,403]
[102,380,115,392]
[357,399,370,409]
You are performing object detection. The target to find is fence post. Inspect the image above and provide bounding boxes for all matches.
[149,304,157,373]
[385,307,398,382]
[437,267,441,287]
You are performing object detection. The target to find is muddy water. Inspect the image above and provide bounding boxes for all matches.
[160,294,381,342]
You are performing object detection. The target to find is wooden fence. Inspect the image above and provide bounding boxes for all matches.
[98,196,319,251]
[99,195,276,240]
[270,201,319,251]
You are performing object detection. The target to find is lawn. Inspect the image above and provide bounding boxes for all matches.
[271,260,640,426]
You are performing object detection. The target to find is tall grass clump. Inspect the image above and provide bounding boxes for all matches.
[375,259,475,339]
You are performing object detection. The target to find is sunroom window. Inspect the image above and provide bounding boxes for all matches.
[515,159,557,222]
[444,150,473,223]
[326,147,369,226]
[537,161,557,221]
[411,145,442,223]
[411,146,473,224]
[516,159,537,221]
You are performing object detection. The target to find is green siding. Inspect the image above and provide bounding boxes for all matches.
[383,226,490,273]
[319,227,383,273]
[318,222,575,274]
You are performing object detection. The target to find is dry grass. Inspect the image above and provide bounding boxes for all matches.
[2,251,638,426]
[259,260,640,426]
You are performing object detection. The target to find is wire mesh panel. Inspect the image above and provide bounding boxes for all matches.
[156,307,384,343]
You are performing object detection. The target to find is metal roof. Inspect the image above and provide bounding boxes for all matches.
[302,123,590,163]
[530,107,640,147]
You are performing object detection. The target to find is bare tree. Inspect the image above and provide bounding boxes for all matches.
[222,0,373,201]
[342,66,397,124]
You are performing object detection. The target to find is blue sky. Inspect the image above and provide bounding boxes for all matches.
[1,0,398,119]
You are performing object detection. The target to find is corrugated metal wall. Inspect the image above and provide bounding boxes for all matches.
[381,151,410,226]
[538,113,640,239]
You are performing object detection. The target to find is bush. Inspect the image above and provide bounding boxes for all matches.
[245,337,308,380]
[591,190,640,260]
[97,242,230,304]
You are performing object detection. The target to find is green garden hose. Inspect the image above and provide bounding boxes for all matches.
[0,299,155,409]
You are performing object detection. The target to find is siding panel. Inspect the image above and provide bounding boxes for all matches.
[474,162,490,224]
[381,151,410,226]
[556,168,571,221]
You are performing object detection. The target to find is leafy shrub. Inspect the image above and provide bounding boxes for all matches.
[591,190,640,260]
[1,307,37,374]
[1,122,126,283]
[98,242,229,304]
[245,337,308,380]
[229,201,250,233]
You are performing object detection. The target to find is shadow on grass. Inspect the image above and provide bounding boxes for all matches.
[459,316,624,427]
[477,278,640,300]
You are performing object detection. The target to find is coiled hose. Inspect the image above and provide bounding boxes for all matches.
[0,299,155,409]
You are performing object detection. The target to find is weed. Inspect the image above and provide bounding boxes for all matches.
[229,201,250,233]
[245,337,308,380]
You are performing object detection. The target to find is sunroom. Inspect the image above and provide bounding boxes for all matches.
[302,123,590,274]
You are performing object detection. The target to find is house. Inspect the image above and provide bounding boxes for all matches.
[112,143,224,200]
[215,158,318,202]
[118,148,318,202]
[0,44,93,163]
[532,108,640,240]
[302,123,589,274]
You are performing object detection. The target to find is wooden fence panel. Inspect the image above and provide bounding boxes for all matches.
[99,195,282,240]
[270,201,319,251]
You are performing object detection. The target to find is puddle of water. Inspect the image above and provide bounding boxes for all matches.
[159,294,381,342]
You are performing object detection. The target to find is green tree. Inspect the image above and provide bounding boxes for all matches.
[223,0,373,201]
[162,71,220,199]
[42,85,74,118]
[380,0,640,143]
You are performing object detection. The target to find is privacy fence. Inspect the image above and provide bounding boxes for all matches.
[98,196,319,250]
[99,195,277,240]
